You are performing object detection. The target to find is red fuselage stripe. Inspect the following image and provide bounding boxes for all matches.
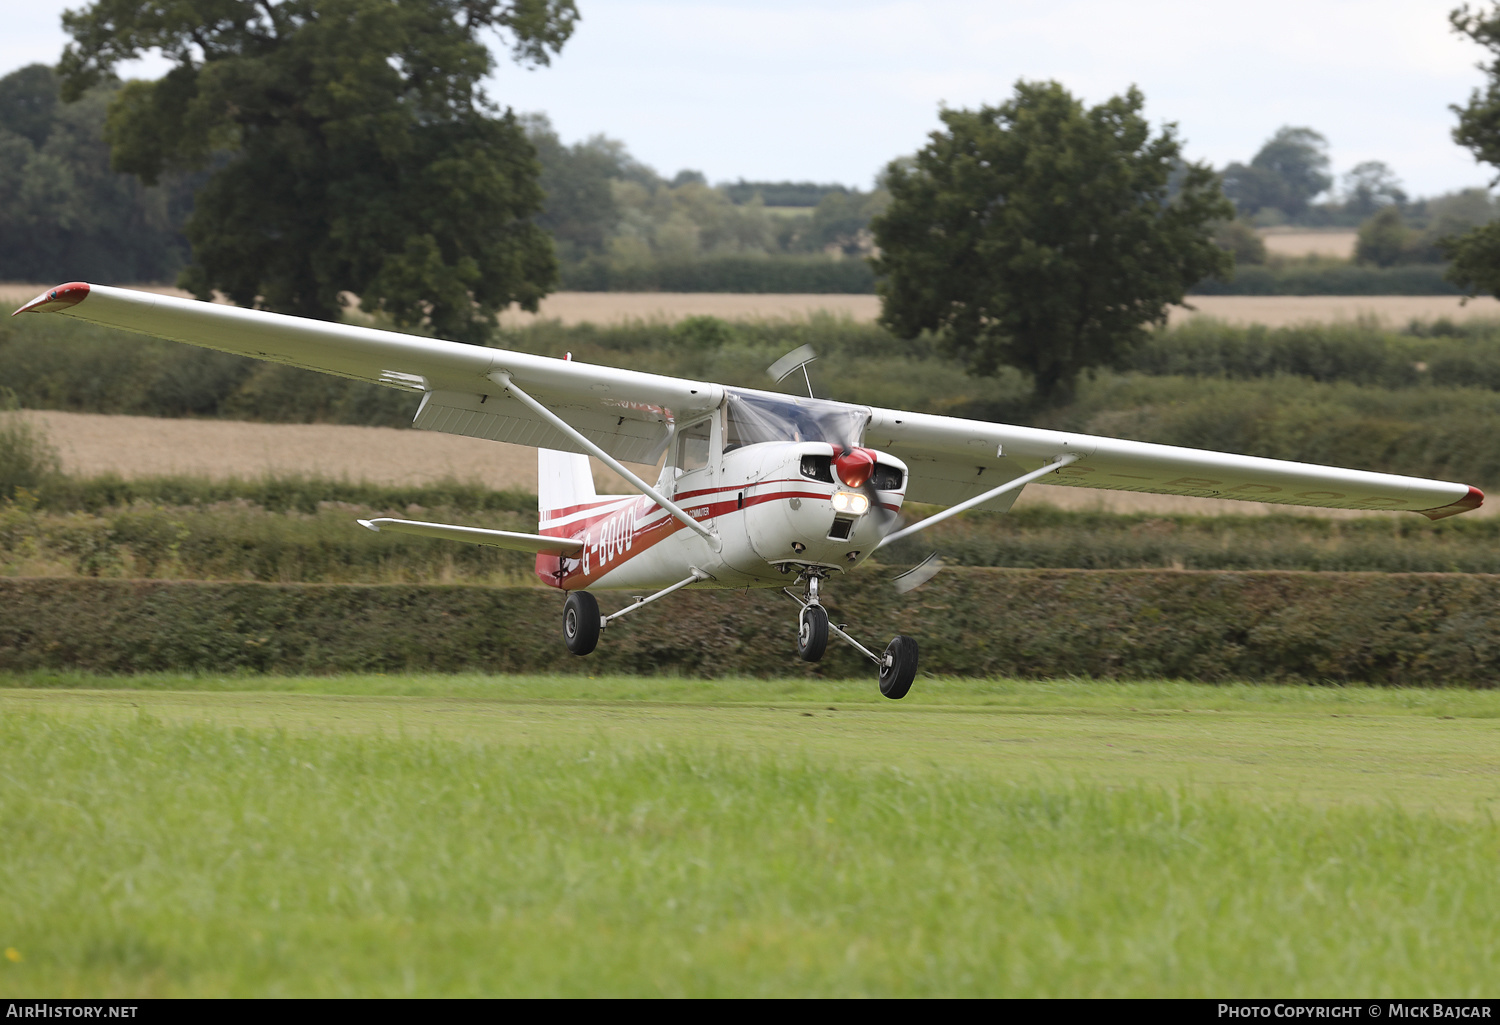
[535,487,892,588]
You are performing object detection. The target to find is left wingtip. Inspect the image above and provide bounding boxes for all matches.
[1419,485,1485,520]
[11,282,91,317]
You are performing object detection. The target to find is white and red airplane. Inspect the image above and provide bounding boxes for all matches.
[14,282,1486,698]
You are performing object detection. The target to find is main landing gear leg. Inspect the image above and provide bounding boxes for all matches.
[782,585,919,700]
[561,570,707,657]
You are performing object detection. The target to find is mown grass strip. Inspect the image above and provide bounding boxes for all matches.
[1,699,1496,996]
[7,677,1500,816]
[10,670,1500,715]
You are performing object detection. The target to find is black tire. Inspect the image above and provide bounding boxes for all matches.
[879,635,918,699]
[796,604,829,662]
[563,591,601,656]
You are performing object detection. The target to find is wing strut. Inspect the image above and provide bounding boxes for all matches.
[874,455,1080,550]
[491,372,720,548]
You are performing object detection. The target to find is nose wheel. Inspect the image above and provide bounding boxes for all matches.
[797,605,829,662]
[784,577,919,699]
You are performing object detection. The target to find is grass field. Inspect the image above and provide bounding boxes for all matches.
[3,674,1499,996]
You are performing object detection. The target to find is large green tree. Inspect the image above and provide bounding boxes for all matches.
[59,0,577,342]
[522,113,659,263]
[1440,4,1500,297]
[1220,127,1332,220]
[871,81,1231,402]
[0,64,194,282]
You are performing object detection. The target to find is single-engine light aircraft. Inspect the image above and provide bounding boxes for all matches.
[15,283,1486,698]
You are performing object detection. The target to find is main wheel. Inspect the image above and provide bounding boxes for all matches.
[563,591,601,656]
[796,604,829,662]
[879,635,918,699]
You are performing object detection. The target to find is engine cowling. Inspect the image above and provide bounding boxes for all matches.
[735,442,908,572]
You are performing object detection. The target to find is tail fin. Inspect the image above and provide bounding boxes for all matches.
[538,448,595,517]
[536,447,595,588]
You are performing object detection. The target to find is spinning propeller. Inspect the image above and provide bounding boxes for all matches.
[767,345,945,592]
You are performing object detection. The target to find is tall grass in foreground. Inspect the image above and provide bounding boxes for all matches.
[0,500,540,582]
[1,712,1496,997]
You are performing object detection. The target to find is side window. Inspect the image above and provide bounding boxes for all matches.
[675,419,711,476]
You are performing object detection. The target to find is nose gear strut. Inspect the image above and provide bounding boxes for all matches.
[783,574,918,700]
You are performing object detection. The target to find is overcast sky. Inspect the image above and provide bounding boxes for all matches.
[4,0,1496,198]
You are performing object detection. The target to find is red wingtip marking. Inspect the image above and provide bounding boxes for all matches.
[12,282,90,316]
[1418,485,1485,520]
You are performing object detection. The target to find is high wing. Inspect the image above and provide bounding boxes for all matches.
[17,283,722,465]
[15,282,1482,519]
[863,408,1481,519]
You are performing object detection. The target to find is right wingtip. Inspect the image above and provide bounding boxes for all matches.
[1418,485,1485,520]
[357,518,380,532]
[12,282,90,317]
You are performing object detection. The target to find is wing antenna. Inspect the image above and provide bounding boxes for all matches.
[767,344,819,398]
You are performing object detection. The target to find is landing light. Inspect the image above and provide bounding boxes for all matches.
[831,491,870,515]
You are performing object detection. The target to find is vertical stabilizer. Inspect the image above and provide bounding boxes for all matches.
[538,447,595,516]
[536,447,595,588]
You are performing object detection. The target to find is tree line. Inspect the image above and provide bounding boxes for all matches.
[1213,122,1499,270]
[0,64,198,282]
[0,57,886,290]
[525,113,888,278]
[9,0,1500,408]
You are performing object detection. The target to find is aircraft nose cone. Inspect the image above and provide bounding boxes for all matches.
[834,447,876,488]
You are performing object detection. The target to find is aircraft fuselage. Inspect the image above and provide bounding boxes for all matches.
[535,441,908,591]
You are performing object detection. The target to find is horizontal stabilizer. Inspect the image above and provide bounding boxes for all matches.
[357,518,583,555]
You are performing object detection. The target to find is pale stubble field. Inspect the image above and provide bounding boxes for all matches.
[6,281,1499,326]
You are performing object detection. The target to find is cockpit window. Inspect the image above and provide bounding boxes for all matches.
[725,389,868,449]
[675,418,711,475]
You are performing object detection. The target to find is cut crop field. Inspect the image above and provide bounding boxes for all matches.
[521,292,1500,328]
[17,409,657,495]
[3,675,1500,997]
[7,283,1500,327]
[1258,229,1359,260]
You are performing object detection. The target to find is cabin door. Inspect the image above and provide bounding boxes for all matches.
[670,413,721,529]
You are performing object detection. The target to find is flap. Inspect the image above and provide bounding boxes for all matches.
[414,389,673,465]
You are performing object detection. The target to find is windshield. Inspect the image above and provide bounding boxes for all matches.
[725,388,868,449]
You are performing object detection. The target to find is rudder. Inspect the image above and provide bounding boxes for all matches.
[538,447,595,516]
[536,448,595,588]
